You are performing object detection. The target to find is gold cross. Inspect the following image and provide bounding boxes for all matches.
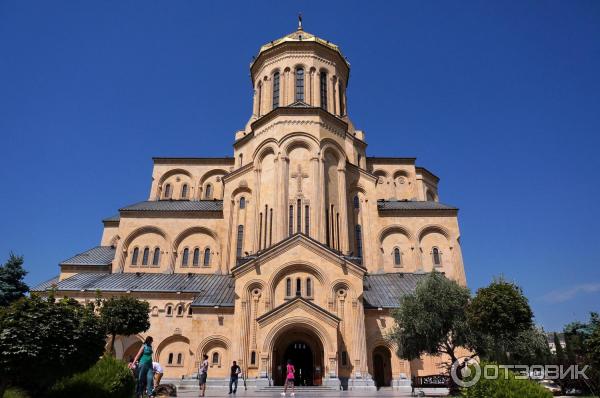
[291,164,309,193]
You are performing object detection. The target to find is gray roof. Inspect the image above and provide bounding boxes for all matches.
[32,272,234,307]
[363,273,427,308]
[60,246,116,266]
[102,214,120,222]
[33,276,59,291]
[120,200,223,212]
[377,200,457,211]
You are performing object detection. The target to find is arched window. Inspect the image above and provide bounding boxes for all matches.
[355,225,363,259]
[239,197,246,209]
[181,248,189,267]
[289,205,294,236]
[295,68,304,102]
[181,184,188,199]
[142,247,150,266]
[339,80,345,115]
[168,353,174,364]
[192,248,200,266]
[393,247,402,266]
[320,71,328,110]
[305,205,310,235]
[177,353,183,365]
[152,248,160,266]
[177,305,183,316]
[236,225,244,258]
[296,277,302,296]
[239,153,243,166]
[353,195,360,209]
[131,247,139,265]
[188,306,192,316]
[272,71,280,109]
[306,277,312,297]
[286,277,292,297]
[250,351,257,365]
[203,248,211,266]
[205,184,213,199]
[166,305,173,316]
[164,184,172,199]
[257,82,262,116]
[212,352,220,365]
[432,247,441,266]
[297,199,302,233]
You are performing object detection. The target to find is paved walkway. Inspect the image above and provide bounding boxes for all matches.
[176,391,415,398]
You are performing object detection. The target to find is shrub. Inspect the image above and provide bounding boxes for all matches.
[461,363,552,398]
[47,356,135,398]
[2,388,29,398]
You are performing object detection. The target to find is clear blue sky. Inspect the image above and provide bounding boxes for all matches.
[1,1,599,331]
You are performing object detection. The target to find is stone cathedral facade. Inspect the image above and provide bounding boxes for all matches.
[35,24,467,390]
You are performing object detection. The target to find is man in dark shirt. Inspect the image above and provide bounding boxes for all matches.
[229,360,242,394]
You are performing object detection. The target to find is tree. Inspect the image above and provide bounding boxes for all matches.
[390,271,473,393]
[467,278,533,361]
[99,295,150,355]
[0,253,29,306]
[0,295,106,397]
[509,326,551,365]
[554,332,565,365]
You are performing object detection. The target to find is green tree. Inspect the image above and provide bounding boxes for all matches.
[554,332,565,365]
[509,326,551,365]
[0,253,29,306]
[467,278,533,361]
[0,295,106,397]
[390,271,473,393]
[99,296,150,355]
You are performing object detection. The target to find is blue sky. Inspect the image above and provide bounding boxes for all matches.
[1,1,599,331]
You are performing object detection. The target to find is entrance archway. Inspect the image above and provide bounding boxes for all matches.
[372,346,392,389]
[272,328,324,386]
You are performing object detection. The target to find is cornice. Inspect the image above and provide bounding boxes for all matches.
[250,107,348,139]
[222,163,254,183]
[153,157,236,166]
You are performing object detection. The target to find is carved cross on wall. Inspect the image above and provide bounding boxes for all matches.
[291,164,309,193]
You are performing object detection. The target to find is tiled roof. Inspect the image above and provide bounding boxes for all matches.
[32,272,235,307]
[119,200,223,212]
[60,246,116,266]
[32,276,59,291]
[102,214,120,222]
[377,200,457,211]
[363,273,427,309]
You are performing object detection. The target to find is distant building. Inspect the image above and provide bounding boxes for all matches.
[547,332,566,354]
[34,22,467,390]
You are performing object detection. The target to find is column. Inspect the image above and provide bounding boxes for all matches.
[278,156,290,241]
[337,168,349,253]
[330,76,337,115]
[311,156,320,239]
[224,199,235,274]
[252,87,259,116]
[253,169,261,253]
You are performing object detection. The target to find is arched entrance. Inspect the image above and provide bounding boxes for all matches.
[372,346,392,389]
[272,328,324,386]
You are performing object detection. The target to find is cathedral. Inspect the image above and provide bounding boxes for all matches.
[34,22,467,391]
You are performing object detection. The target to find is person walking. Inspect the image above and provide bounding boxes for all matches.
[133,336,154,398]
[282,359,295,397]
[228,360,241,394]
[198,354,209,397]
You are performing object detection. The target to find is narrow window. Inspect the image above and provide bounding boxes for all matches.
[394,247,401,266]
[131,247,139,265]
[166,305,172,316]
[264,205,268,249]
[205,184,213,199]
[295,68,304,102]
[269,208,273,246]
[353,195,360,209]
[239,153,243,166]
[330,205,335,249]
[433,247,441,266]
[236,225,244,258]
[336,213,340,250]
[142,247,150,266]
[296,278,302,296]
[258,212,263,250]
[286,278,292,297]
[339,80,345,115]
[357,154,362,167]
[212,352,219,365]
[320,71,328,110]
[164,184,172,199]
[168,353,173,364]
[325,208,330,246]
[239,197,246,209]
[257,82,262,116]
[250,351,257,365]
[152,248,160,266]
[181,184,188,199]
[203,248,211,266]
[289,205,294,236]
[188,306,192,316]
[272,71,280,109]
[297,199,302,233]
[306,277,312,297]
[305,205,310,235]
[177,305,183,316]
[355,225,363,258]
[181,248,189,267]
[192,248,200,266]
[177,353,183,365]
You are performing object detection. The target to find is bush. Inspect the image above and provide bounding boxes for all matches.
[461,363,552,398]
[47,356,135,398]
[2,388,29,398]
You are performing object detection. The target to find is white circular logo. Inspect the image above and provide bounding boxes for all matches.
[451,358,481,388]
